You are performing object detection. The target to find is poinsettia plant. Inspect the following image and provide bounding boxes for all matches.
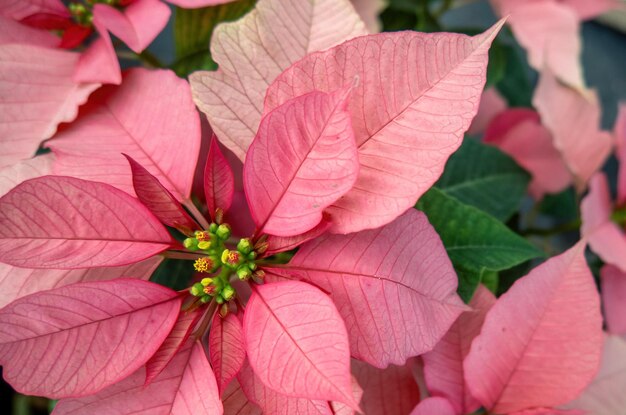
[0,0,625,414]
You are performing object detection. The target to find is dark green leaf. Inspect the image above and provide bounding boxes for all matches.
[495,43,533,107]
[150,258,195,291]
[437,139,530,221]
[456,266,499,303]
[539,187,579,222]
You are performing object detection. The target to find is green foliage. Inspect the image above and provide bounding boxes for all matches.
[416,188,543,301]
[172,0,256,76]
[437,139,530,222]
[150,258,195,291]
[495,42,533,107]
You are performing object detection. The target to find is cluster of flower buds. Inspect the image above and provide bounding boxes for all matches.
[189,277,235,305]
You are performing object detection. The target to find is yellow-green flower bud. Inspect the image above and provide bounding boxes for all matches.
[216,223,231,240]
[183,238,198,251]
[197,240,211,250]
[222,284,235,301]
[215,294,225,304]
[190,283,204,296]
[237,238,253,254]
[201,277,213,287]
[237,266,252,281]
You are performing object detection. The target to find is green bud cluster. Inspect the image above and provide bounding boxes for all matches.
[189,276,236,304]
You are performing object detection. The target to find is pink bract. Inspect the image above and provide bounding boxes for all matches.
[600,265,626,336]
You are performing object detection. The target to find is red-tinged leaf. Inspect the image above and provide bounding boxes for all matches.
[54,340,223,414]
[74,24,121,85]
[145,309,202,385]
[265,209,466,368]
[0,15,60,47]
[20,11,71,30]
[205,135,235,220]
[222,378,262,415]
[615,104,626,205]
[463,243,603,414]
[92,0,170,54]
[581,173,626,272]
[533,70,613,190]
[422,285,496,414]
[484,109,571,199]
[0,256,162,309]
[0,153,54,197]
[244,90,358,237]
[0,279,182,398]
[0,44,98,169]
[0,176,173,269]
[410,397,455,415]
[189,0,366,160]
[601,265,626,336]
[351,359,420,415]
[243,281,356,408]
[59,24,92,49]
[210,312,246,395]
[237,359,333,415]
[265,219,331,256]
[125,155,199,235]
[561,335,626,414]
[468,87,507,136]
[264,22,504,233]
[511,409,583,415]
[330,376,364,415]
[48,68,201,200]
[0,0,68,20]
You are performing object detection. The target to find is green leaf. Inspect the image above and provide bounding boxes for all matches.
[416,188,543,273]
[437,139,530,222]
[150,258,195,291]
[495,43,533,107]
[172,0,256,76]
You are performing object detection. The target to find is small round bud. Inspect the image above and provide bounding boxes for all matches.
[236,266,252,281]
[221,249,241,267]
[195,230,211,241]
[200,277,213,287]
[183,238,198,251]
[190,283,204,296]
[219,303,229,318]
[247,251,257,260]
[197,240,211,250]
[194,257,214,273]
[200,295,211,303]
[222,284,235,301]
[237,238,253,254]
[216,223,231,240]
[209,223,218,233]
[215,294,225,304]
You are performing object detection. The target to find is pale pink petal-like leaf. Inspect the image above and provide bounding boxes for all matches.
[210,312,246,395]
[350,0,384,33]
[0,153,54,197]
[237,359,333,415]
[0,0,67,20]
[0,176,172,269]
[580,173,626,272]
[615,103,626,205]
[330,376,364,415]
[510,409,583,415]
[484,109,572,199]
[533,69,613,190]
[0,279,182,398]
[561,0,623,19]
[266,209,466,368]
[205,135,235,220]
[422,285,496,414]
[54,340,223,414]
[265,22,504,233]
[265,219,331,256]
[0,256,162,309]
[468,87,507,136]
[463,242,603,414]
[167,0,237,6]
[125,154,199,235]
[189,0,366,160]
[0,16,60,46]
[351,359,420,415]
[48,68,201,201]
[0,44,98,168]
[244,89,358,237]
[92,0,170,53]
[74,25,121,85]
[506,2,584,88]
[410,397,456,415]
[145,309,202,385]
[222,378,262,415]
[243,281,356,408]
[561,335,626,414]
[601,265,626,336]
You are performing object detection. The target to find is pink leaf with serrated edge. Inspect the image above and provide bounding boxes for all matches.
[74,23,121,85]
[54,340,223,414]
[0,256,162,309]
[243,281,356,408]
[244,89,358,237]
[237,359,333,415]
[0,0,67,20]
[210,312,246,395]
[410,397,456,415]
[0,279,181,398]
[145,309,202,385]
[468,87,507,136]
[0,153,54,197]
[423,285,496,415]
[92,0,169,54]
[264,22,503,233]
[222,378,262,415]
[48,68,201,200]
[484,109,572,199]
[463,243,603,414]
[580,173,626,272]
[0,44,98,169]
[265,219,331,256]
[0,16,60,46]
[351,359,420,415]
[615,104,626,205]
[125,155,199,236]
[205,135,235,220]
[189,0,366,160]
[533,70,613,190]
[0,176,172,269]
[561,335,626,414]
[265,209,466,368]
[601,265,626,336]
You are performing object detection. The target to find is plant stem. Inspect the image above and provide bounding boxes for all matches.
[183,199,211,230]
